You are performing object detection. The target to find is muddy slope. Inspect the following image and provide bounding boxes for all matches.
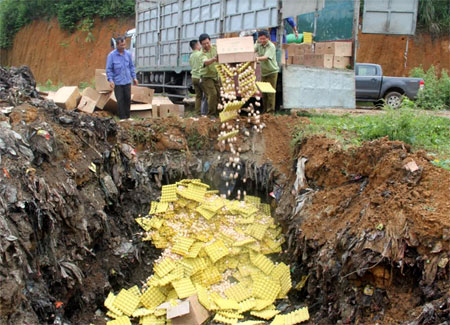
[2,18,134,85]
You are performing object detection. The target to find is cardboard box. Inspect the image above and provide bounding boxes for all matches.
[131,86,154,104]
[159,104,184,117]
[294,43,314,55]
[315,41,352,56]
[77,96,96,113]
[53,86,81,110]
[81,87,101,103]
[97,92,118,113]
[166,295,210,325]
[45,91,56,101]
[287,56,294,64]
[292,55,305,65]
[96,92,115,109]
[304,54,333,69]
[152,96,173,106]
[95,69,112,92]
[333,56,351,69]
[286,44,298,57]
[130,104,153,119]
[216,36,255,63]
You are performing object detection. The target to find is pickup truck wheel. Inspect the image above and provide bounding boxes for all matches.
[385,91,403,109]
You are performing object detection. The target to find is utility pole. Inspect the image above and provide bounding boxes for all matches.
[352,0,361,66]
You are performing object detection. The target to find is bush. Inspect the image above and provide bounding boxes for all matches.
[409,66,450,110]
[296,107,450,158]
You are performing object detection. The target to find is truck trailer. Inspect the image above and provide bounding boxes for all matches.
[131,0,357,109]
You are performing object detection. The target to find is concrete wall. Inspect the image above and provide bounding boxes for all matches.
[282,66,355,109]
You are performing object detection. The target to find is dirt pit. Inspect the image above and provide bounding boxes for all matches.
[0,66,449,324]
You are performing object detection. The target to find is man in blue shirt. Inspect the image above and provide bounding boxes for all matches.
[106,36,138,120]
[270,17,299,44]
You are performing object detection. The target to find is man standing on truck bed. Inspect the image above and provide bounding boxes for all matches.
[255,30,279,113]
[189,39,205,115]
[199,33,219,116]
[106,36,138,120]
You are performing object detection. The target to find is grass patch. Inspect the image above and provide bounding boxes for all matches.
[187,129,209,150]
[294,107,450,161]
[37,80,64,92]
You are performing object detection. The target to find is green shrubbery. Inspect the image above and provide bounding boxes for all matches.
[294,107,450,160]
[0,0,134,48]
[408,66,450,110]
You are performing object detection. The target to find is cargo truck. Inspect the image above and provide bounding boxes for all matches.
[129,0,357,109]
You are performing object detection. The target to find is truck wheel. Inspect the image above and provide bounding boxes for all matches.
[385,91,403,109]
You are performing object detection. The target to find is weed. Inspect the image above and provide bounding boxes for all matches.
[293,107,450,163]
[37,80,64,92]
[129,127,152,145]
[431,159,450,171]
[153,124,167,133]
[408,66,450,110]
[78,81,94,90]
[186,129,209,151]
[59,42,69,48]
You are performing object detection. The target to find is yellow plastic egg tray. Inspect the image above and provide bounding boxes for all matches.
[103,179,309,324]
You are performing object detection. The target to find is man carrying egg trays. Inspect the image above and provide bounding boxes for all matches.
[216,31,278,117]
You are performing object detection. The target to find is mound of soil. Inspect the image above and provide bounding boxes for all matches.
[276,136,449,324]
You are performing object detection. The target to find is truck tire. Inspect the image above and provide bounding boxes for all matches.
[385,91,403,109]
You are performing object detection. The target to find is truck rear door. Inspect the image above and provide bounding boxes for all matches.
[355,64,382,100]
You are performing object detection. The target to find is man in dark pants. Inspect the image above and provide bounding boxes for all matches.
[189,39,205,115]
[106,36,138,120]
[199,33,219,116]
[255,30,279,113]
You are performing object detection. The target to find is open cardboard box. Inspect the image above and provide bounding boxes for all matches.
[157,295,209,325]
[53,86,81,110]
[216,36,255,63]
[131,86,154,104]
[77,96,96,113]
[130,103,154,118]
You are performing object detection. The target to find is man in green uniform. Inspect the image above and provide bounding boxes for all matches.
[199,33,220,116]
[189,40,204,114]
[255,30,279,113]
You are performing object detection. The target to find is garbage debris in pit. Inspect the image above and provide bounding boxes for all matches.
[103,179,309,324]
[0,66,39,105]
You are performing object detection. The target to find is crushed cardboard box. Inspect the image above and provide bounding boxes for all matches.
[53,86,81,110]
[104,179,309,325]
[77,96,96,114]
[158,295,209,325]
[216,36,255,64]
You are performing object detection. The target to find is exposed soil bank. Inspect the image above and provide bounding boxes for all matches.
[2,17,134,85]
[2,18,449,85]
